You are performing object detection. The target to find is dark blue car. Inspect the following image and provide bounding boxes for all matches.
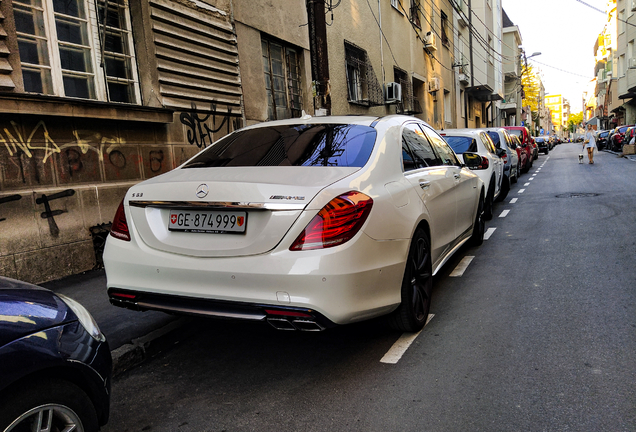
[0,277,111,431]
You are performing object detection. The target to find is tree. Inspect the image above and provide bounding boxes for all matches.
[521,63,542,114]
[567,112,584,133]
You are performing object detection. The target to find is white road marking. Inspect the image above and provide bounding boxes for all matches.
[484,227,496,240]
[519,189,526,193]
[529,177,534,180]
[499,210,510,218]
[380,314,434,364]
[524,182,530,186]
[450,256,474,277]
[510,198,518,203]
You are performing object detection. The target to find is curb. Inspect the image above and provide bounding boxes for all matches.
[111,317,189,377]
[604,149,636,161]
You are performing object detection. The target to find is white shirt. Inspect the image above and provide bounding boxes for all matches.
[585,131,596,148]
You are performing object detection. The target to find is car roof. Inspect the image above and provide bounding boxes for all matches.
[440,129,486,136]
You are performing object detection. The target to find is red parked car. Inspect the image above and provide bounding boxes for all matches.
[509,135,527,177]
[610,125,634,151]
[503,126,534,172]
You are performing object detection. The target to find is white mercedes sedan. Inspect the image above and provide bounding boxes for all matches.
[104,115,485,332]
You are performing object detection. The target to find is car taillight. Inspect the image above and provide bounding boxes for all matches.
[501,153,508,164]
[110,199,131,241]
[472,156,489,170]
[290,191,373,251]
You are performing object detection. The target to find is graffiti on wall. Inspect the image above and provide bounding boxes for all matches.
[180,102,242,149]
[1,120,126,165]
[0,194,22,222]
[0,120,172,187]
[36,189,76,237]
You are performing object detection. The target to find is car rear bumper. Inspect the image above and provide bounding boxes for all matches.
[104,233,408,326]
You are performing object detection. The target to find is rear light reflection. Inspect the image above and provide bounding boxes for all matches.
[110,199,131,241]
[290,191,373,251]
[110,292,137,300]
[265,309,312,318]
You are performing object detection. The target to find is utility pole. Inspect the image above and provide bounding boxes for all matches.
[306,0,331,116]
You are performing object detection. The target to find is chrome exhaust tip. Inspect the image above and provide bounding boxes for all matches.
[292,319,325,332]
[267,318,296,331]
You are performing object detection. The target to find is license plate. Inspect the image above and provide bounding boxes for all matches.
[168,210,247,234]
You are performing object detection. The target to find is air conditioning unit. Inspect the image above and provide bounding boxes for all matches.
[428,77,440,93]
[459,72,469,84]
[629,58,636,69]
[458,13,468,27]
[424,32,437,51]
[384,82,402,104]
[632,0,636,12]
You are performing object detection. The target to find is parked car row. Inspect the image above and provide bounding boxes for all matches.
[601,125,636,152]
[2,116,552,432]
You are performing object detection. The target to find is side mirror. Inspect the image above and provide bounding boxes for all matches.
[462,152,485,170]
[496,148,506,157]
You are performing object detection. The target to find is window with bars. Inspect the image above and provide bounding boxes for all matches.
[410,0,420,28]
[441,11,449,48]
[344,41,383,106]
[262,38,303,121]
[13,0,139,102]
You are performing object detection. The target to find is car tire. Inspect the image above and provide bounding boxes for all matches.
[484,181,495,220]
[388,227,432,332]
[512,164,518,183]
[497,175,509,202]
[470,191,485,247]
[0,379,99,432]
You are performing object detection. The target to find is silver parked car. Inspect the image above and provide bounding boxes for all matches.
[484,127,519,200]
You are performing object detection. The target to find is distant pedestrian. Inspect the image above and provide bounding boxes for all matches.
[584,125,596,164]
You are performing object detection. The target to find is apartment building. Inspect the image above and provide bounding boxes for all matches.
[0,0,509,283]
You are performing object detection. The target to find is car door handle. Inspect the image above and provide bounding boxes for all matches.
[419,180,431,189]
[453,174,461,180]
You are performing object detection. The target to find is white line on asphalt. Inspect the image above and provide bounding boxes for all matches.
[380,314,434,364]
[484,227,496,240]
[450,256,474,277]
[499,210,510,218]
[529,177,534,180]
[524,182,530,186]
[510,198,518,203]
[519,189,526,193]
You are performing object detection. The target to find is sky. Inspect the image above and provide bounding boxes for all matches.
[502,0,609,113]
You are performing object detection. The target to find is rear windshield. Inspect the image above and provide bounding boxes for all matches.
[535,138,545,142]
[443,136,478,154]
[619,126,629,133]
[507,129,522,137]
[183,124,377,168]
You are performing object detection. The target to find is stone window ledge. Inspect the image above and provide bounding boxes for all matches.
[0,93,174,123]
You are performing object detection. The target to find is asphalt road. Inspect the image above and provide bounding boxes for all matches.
[103,144,636,432]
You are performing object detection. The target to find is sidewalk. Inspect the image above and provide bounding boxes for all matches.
[604,148,636,162]
[41,270,186,376]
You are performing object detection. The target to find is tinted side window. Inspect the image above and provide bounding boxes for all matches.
[422,125,460,166]
[481,133,497,154]
[486,131,501,147]
[403,123,442,167]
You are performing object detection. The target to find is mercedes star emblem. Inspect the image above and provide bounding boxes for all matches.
[196,184,209,199]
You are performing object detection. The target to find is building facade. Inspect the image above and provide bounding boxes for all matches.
[1,0,515,283]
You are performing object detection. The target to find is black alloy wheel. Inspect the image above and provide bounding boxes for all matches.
[388,228,433,332]
[483,181,495,220]
[0,379,99,432]
[470,191,485,246]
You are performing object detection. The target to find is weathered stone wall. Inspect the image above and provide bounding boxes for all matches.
[0,114,205,283]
